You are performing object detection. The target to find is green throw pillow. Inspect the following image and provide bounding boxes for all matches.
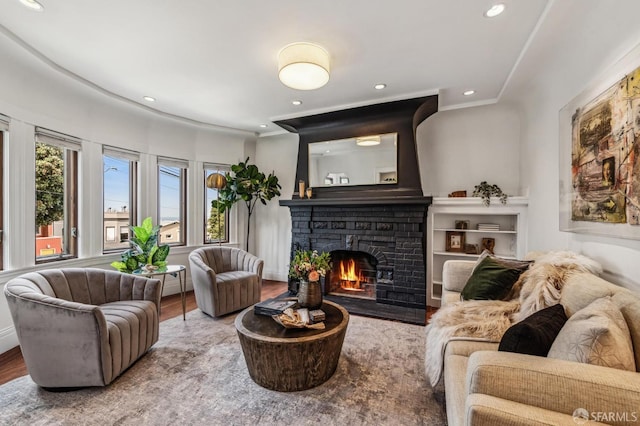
[461,256,524,301]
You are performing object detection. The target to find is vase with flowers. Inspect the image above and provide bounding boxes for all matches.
[288,249,331,309]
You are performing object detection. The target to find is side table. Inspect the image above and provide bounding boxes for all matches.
[134,265,187,320]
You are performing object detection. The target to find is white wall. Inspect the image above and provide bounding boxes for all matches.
[0,30,254,353]
[253,132,299,282]
[503,0,640,291]
[417,103,521,197]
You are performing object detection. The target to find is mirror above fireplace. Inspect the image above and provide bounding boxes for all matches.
[308,132,397,187]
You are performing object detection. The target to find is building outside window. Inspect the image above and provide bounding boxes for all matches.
[35,128,80,263]
[158,157,187,245]
[204,164,230,244]
[103,147,138,252]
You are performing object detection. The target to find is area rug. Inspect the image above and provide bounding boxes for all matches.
[0,310,446,425]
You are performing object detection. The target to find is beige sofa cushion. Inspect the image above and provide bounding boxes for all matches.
[548,296,636,371]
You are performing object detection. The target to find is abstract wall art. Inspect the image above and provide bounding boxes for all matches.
[560,46,640,239]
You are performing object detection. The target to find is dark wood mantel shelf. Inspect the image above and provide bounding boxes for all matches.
[279,196,432,207]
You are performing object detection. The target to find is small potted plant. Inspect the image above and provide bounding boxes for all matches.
[111,217,170,274]
[288,249,331,309]
[472,181,508,207]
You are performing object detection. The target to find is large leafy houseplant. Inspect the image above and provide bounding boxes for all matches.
[217,157,281,250]
[111,217,170,273]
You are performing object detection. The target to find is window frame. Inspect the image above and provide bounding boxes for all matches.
[203,164,230,245]
[157,157,188,246]
[0,129,4,270]
[102,147,139,253]
[34,128,80,264]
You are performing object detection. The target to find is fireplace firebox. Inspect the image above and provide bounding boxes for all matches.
[329,250,377,300]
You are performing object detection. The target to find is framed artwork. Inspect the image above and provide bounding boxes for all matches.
[445,231,465,252]
[559,44,640,239]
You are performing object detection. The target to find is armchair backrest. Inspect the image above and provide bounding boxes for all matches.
[5,268,161,310]
[190,247,263,276]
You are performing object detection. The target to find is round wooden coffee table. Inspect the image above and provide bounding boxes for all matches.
[235,300,349,392]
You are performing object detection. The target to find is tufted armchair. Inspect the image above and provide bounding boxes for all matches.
[188,247,263,317]
[4,268,161,389]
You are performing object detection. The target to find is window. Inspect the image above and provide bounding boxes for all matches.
[103,147,139,252]
[158,157,187,245]
[0,115,7,270]
[204,164,230,244]
[105,226,116,241]
[35,128,80,263]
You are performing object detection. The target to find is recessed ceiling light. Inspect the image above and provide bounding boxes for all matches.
[19,0,43,11]
[374,83,387,90]
[143,96,156,102]
[484,3,505,18]
[463,90,476,96]
[259,124,268,128]
[292,100,302,106]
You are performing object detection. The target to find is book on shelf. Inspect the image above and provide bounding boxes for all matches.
[254,297,298,316]
[477,223,500,231]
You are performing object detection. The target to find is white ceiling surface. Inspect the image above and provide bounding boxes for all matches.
[0,0,549,134]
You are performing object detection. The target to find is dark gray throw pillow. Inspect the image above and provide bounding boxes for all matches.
[498,304,568,357]
[460,256,525,301]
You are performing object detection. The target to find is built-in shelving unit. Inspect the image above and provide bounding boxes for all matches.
[427,196,528,307]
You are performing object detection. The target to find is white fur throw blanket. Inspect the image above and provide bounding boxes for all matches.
[424,251,602,387]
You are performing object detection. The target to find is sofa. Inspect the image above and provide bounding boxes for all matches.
[439,259,640,426]
[4,268,162,389]
[188,246,263,317]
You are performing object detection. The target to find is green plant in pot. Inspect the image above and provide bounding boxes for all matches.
[111,217,170,273]
[472,181,508,207]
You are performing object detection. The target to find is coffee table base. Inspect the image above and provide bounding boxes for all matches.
[235,301,349,392]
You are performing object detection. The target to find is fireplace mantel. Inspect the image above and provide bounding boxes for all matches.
[279,196,432,207]
[274,95,438,200]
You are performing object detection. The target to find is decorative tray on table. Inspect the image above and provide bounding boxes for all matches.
[272,308,325,330]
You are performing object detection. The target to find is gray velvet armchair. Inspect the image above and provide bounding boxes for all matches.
[188,247,263,317]
[4,268,162,389]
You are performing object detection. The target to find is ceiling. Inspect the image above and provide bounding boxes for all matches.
[0,0,549,135]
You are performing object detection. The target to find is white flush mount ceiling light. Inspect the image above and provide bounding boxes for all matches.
[278,42,330,90]
[259,124,268,128]
[356,136,381,147]
[484,3,505,18]
[19,0,43,11]
[374,83,387,90]
[292,100,303,106]
[143,96,156,102]
[463,90,476,96]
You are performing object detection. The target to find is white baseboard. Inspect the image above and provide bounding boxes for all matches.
[263,269,287,283]
[0,325,18,355]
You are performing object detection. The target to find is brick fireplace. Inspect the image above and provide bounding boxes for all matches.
[280,199,431,324]
[276,95,437,324]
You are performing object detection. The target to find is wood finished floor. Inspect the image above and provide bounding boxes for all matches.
[0,280,437,386]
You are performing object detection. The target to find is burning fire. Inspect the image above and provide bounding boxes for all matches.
[339,259,365,291]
